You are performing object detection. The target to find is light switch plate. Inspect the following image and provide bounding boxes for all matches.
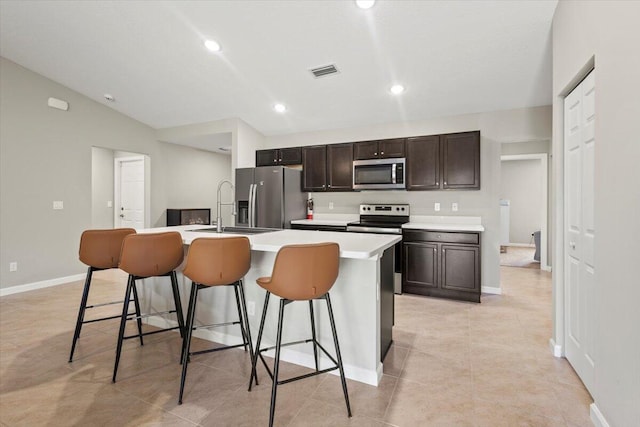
[53,201,64,210]
[329,202,334,210]
[107,201,113,208]
[9,262,17,272]
[452,203,459,212]
[434,202,441,212]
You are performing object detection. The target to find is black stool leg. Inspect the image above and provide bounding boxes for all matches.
[113,274,134,383]
[181,282,199,365]
[268,299,286,427]
[131,279,144,346]
[249,291,270,391]
[309,300,319,372]
[237,279,257,384]
[170,271,186,338]
[69,267,94,362]
[233,283,248,352]
[178,282,199,404]
[325,293,352,417]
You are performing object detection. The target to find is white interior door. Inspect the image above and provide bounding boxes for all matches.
[564,70,595,395]
[116,157,145,229]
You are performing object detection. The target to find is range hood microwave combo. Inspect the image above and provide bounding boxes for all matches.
[353,158,406,190]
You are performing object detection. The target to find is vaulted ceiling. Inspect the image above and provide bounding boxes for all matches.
[0,1,557,136]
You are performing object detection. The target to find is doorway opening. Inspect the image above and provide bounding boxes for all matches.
[499,153,549,270]
[91,147,150,230]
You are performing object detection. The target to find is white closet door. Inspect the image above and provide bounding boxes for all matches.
[564,70,596,395]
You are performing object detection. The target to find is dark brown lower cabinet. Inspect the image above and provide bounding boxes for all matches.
[403,230,480,303]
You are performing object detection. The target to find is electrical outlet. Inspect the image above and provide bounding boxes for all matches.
[452,203,459,212]
[9,262,17,272]
[53,201,64,210]
[247,301,256,316]
[434,202,441,212]
[329,202,334,210]
[107,201,113,208]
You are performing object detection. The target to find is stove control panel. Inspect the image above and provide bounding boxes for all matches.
[359,204,410,216]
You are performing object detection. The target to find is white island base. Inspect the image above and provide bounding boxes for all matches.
[137,227,398,386]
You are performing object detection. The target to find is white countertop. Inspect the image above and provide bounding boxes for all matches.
[140,225,400,260]
[403,215,484,232]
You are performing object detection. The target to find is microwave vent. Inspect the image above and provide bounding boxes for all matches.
[310,64,339,78]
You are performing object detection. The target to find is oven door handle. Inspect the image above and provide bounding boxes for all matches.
[346,225,402,235]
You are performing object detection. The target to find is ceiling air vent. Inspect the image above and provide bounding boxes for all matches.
[310,64,339,78]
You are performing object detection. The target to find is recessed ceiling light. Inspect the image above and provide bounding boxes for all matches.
[274,103,287,113]
[204,39,221,52]
[356,0,376,9]
[390,84,405,95]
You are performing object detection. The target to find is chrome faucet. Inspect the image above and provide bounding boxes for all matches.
[216,179,235,233]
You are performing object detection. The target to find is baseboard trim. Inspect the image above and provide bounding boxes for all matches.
[590,403,610,427]
[542,265,552,272]
[145,316,380,386]
[0,273,85,297]
[481,286,502,295]
[549,338,563,357]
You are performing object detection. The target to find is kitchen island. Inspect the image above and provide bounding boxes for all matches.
[137,225,399,386]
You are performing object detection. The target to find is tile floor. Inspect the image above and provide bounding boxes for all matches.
[0,266,592,426]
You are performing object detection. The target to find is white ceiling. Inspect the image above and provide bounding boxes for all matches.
[0,0,557,137]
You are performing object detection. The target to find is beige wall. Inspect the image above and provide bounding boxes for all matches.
[0,57,230,289]
[91,147,115,229]
[552,2,640,425]
[265,105,552,290]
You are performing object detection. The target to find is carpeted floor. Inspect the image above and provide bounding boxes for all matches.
[500,246,540,269]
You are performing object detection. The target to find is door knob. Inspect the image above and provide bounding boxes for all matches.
[119,214,124,218]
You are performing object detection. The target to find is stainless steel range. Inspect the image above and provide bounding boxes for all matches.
[347,204,410,294]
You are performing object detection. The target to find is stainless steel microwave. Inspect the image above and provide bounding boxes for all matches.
[353,158,406,190]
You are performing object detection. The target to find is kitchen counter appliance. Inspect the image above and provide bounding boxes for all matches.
[235,166,306,229]
[347,203,409,294]
[352,158,406,190]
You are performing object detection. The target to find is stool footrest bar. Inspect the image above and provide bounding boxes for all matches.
[123,326,180,340]
[126,309,176,321]
[82,312,134,324]
[85,300,124,309]
[277,366,338,385]
[190,342,246,356]
[192,320,240,330]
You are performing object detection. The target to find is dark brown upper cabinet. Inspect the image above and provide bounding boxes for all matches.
[441,131,480,189]
[255,147,302,167]
[302,144,353,192]
[353,138,405,160]
[406,135,440,190]
[326,143,353,191]
[302,145,327,192]
[406,131,480,191]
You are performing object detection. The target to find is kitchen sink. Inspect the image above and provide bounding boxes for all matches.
[189,226,279,235]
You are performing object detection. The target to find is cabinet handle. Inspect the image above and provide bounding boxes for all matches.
[273,159,277,163]
[381,151,384,155]
[374,152,377,156]
[279,158,282,161]
[444,181,447,185]
[436,181,439,185]
[442,248,446,254]
[433,248,436,253]
[328,184,331,187]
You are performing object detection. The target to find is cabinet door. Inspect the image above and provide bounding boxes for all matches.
[256,149,278,167]
[403,242,439,292]
[441,244,479,292]
[353,141,379,160]
[441,131,480,189]
[406,135,440,190]
[327,143,353,191]
[302,145,327,192]
[279,147,302,165]
[379,138,405,158]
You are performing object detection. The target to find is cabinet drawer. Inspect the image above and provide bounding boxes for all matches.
[403,230,479,244]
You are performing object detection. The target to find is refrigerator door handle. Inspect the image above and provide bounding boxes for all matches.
[248,184,255,227]
[250,184,258,227]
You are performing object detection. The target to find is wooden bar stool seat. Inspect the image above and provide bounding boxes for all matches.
[69,228,137,362]
[178,237,254,404]
[249,242,351,427]
[112,231,186,382]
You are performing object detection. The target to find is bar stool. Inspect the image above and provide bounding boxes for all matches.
[178,237,255,404]
[69,228,137,362]
[249,242,351,427]
[112,231,186,383]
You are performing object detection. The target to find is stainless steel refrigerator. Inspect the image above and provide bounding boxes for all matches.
[235,166,306,229]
